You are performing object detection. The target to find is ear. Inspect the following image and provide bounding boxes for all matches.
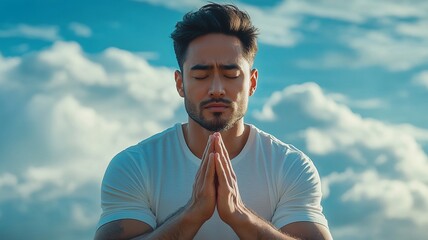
[175,70,185,97]
[249,68,258,96]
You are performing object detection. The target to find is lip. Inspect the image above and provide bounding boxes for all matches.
[204,103,229,111]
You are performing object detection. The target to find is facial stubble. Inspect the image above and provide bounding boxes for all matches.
[184,93,246,132]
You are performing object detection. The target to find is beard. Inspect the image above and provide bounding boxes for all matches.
[184,97,245,132]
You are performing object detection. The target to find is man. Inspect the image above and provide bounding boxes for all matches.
[95,3,332,240]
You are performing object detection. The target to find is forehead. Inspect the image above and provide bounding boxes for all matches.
[184,33,248,68]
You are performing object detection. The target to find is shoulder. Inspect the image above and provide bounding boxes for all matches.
[117,124,179,158]
[249,125,319,182]
[250,124,310,162]
[138,124,179,146]
[107,124,180,171]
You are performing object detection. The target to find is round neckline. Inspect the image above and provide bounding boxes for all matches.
[175,123,255,166]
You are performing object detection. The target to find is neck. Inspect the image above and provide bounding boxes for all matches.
[182,118,249,160]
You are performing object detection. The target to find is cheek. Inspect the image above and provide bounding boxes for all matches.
[234,82,251,98]
[235,91,249,104]
[184,85,205,102]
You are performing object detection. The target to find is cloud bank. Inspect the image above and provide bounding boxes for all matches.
[253,82,428,239]
[0,41,183,239]
[0,24,60,41]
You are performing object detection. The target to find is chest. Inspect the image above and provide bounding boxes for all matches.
[147,159,278,226]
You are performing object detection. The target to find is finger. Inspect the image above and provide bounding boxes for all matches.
[201,135,214,161]
[204,153,216,185]
[215,134,236,181]
[214,152,230,188]
[217,133,230,161]
[197,135,214,182]
[193,137,215,201]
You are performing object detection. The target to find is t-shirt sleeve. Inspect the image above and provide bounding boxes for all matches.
[271,151,329,229]
[96,148,157,230]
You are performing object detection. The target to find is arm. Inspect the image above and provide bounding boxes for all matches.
[212,133,332,240]
[94,219,152,240]
[95,136,217,240]
[94,204,206,240]
[94,207,204,240]
[130,205,208,240]
[280,222,332,240]
[219,210,332,240]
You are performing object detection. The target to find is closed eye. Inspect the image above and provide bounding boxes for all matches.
[223,69,240,79]
[194,75,208,80]
[224,75,239,79]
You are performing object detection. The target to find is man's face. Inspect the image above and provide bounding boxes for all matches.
[175,33,257,132]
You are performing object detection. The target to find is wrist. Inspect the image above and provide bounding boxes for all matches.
[228,208,292,240]
[228,207,285,240]
[155,207,205,239]
[226,206,258,237]
[181,203,209,227]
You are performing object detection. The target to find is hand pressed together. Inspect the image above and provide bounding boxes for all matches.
[186,134,217,223]
[213,133,249,227]
[186,132,250,229]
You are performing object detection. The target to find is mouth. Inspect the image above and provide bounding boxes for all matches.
[201,98,232,113]
[204,103,229,112]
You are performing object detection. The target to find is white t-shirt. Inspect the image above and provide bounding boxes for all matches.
[97,123,328,239]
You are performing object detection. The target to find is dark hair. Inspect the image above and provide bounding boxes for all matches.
[171,3,259,71]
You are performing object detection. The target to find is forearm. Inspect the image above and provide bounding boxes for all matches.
[229,208,297,240]
[133,207,204,240]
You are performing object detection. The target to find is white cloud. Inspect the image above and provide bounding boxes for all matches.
[253,82,428,233]
[0,24,60,41]
[0,54,20,84]
[280,0,428,23]
[36,41,108,86]
[298,29,428,71]
[412,70,428,89]
[137,0,428,26]
[0,41,184,231]
[71,204,99,228]
[135,0,302,47]
[345,30,428,71]
[256,82,428,181]
[135,0,428,51]
[69,22,92,37]
[27,41,178,159]
[323,169,428,226]
[0,173,17,188]
[285,0,428,71]
[396,123,428,142]
[396,19,428,39]
[101,47,179,104]
[246,5,301,47]
[296,53,350,69]
[329,93,386,109]
[282,0,428,71]
[3,41,182,120]
[133,0,203,9]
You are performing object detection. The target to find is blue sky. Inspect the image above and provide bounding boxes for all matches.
[1,0,428,239]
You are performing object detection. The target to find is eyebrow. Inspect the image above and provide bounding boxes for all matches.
[190,64,240,71]
[190,64,211,71]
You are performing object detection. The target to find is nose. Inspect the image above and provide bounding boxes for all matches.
[208,75,225,98]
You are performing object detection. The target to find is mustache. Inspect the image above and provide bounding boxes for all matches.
[200,98,232,107]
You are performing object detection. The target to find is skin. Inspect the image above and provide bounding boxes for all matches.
[94,34,332,240]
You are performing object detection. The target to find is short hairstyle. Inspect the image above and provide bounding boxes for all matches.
[170,3,259,71]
